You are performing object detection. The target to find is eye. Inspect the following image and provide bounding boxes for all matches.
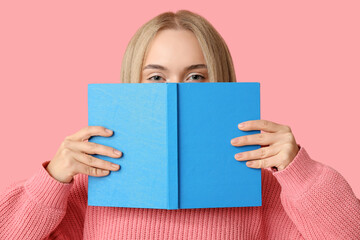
[186,74,205,81]
[147,75,165,81]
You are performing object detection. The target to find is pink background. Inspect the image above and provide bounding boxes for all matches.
[0,1,359,198]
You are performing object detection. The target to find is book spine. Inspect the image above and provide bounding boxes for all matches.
[167,83,179,209]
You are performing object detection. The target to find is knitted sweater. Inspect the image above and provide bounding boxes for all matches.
[0,145,359,239]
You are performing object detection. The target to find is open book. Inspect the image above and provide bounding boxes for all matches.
[87,82,261,209]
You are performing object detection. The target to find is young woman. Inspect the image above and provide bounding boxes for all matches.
[1,10,359,239]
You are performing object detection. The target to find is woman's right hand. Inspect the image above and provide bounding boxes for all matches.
[46,126,122,183]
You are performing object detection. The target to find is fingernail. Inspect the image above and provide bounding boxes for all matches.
[231,139,238,144]
[246,161,254,167]
[102,169,109,174]
[105,128,113,134]
[114,149,121,155]
[235,153,242,159]
[111,163,119,169]
[238,123,245,128]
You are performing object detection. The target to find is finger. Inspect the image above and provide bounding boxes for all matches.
[72,151,120,171]
[245,154,280,169]
[231,132,276,147]
[75,161,112,177]
[66,140,122,158]
[234,145,280,161]
[66,126,113,142]
[238,120,290,133]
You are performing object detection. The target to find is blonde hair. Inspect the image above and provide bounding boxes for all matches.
[120,10,236,83]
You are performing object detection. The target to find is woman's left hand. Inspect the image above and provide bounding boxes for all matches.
[230,120,300,171]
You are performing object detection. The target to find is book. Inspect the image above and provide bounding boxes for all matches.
[87,82,261,209]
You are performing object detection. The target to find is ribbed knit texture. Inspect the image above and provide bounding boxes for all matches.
[1,145,359,239]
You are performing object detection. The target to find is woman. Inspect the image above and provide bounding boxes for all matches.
[0,10,359,239]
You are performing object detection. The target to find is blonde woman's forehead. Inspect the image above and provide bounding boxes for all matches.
[143,29,206,69]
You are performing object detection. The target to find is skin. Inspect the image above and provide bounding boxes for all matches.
[46,127,122,183]
[47,29,300,184]
[141,29,209,83]
[233,120,300,171]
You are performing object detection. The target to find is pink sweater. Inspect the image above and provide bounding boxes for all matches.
[0,145,359,239]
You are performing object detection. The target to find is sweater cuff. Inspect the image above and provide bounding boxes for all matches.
[24,161,74,210]
[271,145,325,199]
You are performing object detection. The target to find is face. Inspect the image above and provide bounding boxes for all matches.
[141,29,209,83]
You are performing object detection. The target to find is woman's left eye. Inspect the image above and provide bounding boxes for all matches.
[187,74,205,81]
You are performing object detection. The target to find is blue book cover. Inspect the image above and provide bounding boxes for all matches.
[87,82,261,209]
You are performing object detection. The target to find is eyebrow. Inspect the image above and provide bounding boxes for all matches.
[143,64,207,71]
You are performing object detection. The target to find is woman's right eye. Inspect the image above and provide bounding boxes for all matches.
[147,75,165,81]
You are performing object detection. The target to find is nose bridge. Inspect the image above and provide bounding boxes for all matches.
[167,74,181,83]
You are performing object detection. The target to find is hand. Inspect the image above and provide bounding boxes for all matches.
[46,126,123,183]
[230,120,300,171]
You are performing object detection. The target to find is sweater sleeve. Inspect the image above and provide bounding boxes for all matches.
[268,144,360,239]
[0,161,87,240]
